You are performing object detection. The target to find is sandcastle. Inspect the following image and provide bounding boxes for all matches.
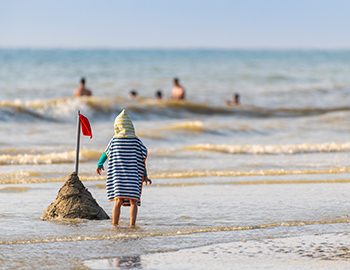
[41,172,109,221]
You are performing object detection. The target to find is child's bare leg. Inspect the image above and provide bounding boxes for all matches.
[113,199,123,225]
[129,200,138,227]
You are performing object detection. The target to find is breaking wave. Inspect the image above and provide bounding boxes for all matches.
[0,150,100,166]
[1,97,350,122]
[1,141,349,168]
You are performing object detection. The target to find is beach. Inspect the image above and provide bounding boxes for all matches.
[85,233,350,269]
[0,49,350,269]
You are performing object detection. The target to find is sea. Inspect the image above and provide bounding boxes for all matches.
[0,49,350,269]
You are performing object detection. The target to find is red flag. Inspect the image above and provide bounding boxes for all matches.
[79,114,93,139]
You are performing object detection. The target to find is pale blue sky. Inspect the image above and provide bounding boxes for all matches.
[1,0,350,49]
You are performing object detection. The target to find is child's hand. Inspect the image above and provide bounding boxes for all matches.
[143,177,152,185]
[96,167,104,175]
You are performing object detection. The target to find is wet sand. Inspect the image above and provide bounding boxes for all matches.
[85,233,350,269]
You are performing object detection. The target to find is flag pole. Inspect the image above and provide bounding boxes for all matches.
[75,110,81,174]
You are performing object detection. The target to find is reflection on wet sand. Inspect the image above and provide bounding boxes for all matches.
[108,256,141,269]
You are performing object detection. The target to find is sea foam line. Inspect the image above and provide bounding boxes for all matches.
[183,142,350,155]
[1,168,350,184]
[152,168,350,179]
[153,179,350,187]
[1,219,349,246]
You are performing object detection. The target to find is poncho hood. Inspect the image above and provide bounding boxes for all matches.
[114,108,136,138]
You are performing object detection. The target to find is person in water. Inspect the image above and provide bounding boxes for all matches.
[155,89,163,101]
[171,77,185,100]
[96,108,152,227]
[74,77,92,97]
[129,90,138,99]
[226,93,240,106]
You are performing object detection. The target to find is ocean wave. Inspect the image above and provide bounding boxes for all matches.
[158,120,222,134]
[1,97,350,122]
[2,142,347,168]
[160,120,205,132]
[183,142,350,155]
[0,172,104,185]
[0,150,100,166]
[0,97,122,122]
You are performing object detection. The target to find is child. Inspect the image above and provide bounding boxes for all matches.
[96,108,151,227]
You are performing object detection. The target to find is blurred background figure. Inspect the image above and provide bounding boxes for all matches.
[129,90,138,99]
[171,77,185,100]
[226,93,240,106]
[74,77,92,97]
[155,89,163,101]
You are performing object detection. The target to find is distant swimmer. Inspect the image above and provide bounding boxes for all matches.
[226,93,240,106]
[171,78,185,100]
[155,89,163,101]
[129,90,138,99]
[74,77,92,97]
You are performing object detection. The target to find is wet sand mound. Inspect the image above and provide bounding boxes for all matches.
[41,172,109,221]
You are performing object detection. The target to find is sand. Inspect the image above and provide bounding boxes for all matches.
[84,233,350,269]
[41,172,109,221]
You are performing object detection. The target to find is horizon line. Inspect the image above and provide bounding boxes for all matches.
[0,46,350,52]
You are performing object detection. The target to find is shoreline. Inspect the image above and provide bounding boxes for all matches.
[84,232,350,269]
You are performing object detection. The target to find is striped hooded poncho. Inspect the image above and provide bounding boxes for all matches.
[103,109,148,206]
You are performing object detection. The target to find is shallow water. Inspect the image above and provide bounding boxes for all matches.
[0,49,350,269]
[1,180,350,269]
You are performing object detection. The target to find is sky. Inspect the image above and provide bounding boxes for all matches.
[1,0,350,49]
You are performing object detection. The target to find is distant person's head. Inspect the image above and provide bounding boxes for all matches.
[234,93,240,104]
[173,78,180,86]
[129,90,138,99]
[155,90,163,100]
[75,77,92,97]
[225,93,240,106]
